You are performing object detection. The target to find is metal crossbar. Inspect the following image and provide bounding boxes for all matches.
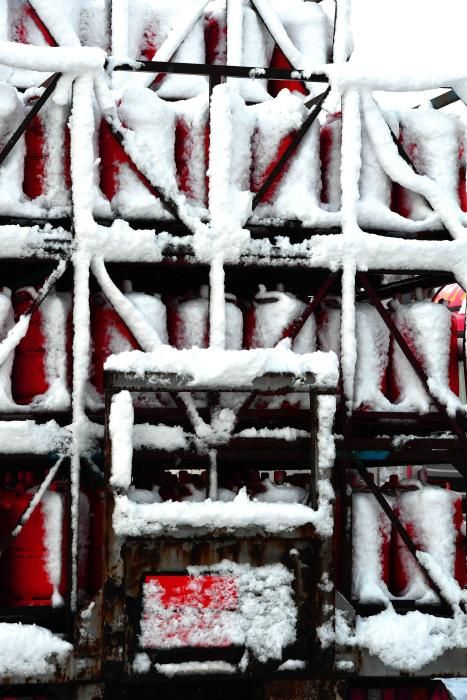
[111,59,328,83]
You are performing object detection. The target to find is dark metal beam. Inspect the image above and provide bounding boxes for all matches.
[110,60,328,83]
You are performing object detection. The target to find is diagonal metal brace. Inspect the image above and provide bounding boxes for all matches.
[0,72,61,171]
[251,84,331,211]
[280,271,340,343]
[354,460,455,611]
[102,119,185,226]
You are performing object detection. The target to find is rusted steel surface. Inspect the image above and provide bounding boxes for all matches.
[110,537,318,679]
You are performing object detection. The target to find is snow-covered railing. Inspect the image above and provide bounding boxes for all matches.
[105,349,337,537]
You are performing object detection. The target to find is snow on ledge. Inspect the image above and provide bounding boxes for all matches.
[0,420,70,454]
[105,346,339,390]
[113,487,323,536]
[0,623,72,680]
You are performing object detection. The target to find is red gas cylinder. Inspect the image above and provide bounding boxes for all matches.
[11,288,48,404]
[23,115,46,200]
[267,45,307,97]
[15,2,56,46]
[349,690,367,700]
[90,292,138,394]
[431,687,451,700]
[392,476,465,597]
[320,113,342,210]
[244,285,315,353]
[251,129,296,204]
[204,13,226,65]
[91,289,168,394]
[0,472,67,606]
[433,283,466,400]
[169,287,243,350]
[447,482,467,589]
[390,130,417,219]
[98,119,128,202]
[351,472,392,602]
[389,299,459,406]
[174,115,209,207]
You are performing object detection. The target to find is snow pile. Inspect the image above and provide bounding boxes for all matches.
[341,607,467,672]
[105,345,338,390]
[139,561,296,663]
[155,660,237,677]
[0,623,72,679]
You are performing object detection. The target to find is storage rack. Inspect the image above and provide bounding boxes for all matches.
[0,0,465,698]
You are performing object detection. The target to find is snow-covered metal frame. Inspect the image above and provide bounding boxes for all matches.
[0,0,467,690]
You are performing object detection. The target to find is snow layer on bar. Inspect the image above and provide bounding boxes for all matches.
[132,423,188,451]
[0,420,69,454]
[155,661,237,677]
[0,42,105,73]
[0,623,72,679]
[113,486,323,535]
[105,346,338,390]
[109,390,134,490]
[140,561,296,663]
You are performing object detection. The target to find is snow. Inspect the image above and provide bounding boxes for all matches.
[155,661,237,677]
[0,623,72,680]
[109,390,134,490]
[346,608,467,672]
[0,420,69,454]
[140,561,297,663]
[0,42,105,73]
[105,345,338,390]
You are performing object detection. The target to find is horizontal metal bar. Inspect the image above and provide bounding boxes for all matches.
[110,59,328,83]
[430,89,460,110]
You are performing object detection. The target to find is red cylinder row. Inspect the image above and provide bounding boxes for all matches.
[3,285,463,407]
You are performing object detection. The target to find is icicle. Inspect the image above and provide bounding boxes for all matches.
[209,256,226,349]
